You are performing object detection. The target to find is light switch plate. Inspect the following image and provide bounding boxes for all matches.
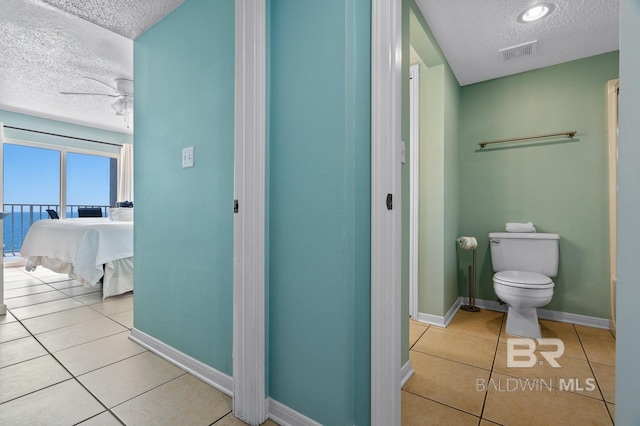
[182,146,194,168]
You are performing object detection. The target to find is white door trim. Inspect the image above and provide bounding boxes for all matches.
[607,78,619,333]
[409,64,420,320]
[371,0,403,424]
[233,0,267,423]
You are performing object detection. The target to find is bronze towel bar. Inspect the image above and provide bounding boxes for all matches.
[478,130,577,149]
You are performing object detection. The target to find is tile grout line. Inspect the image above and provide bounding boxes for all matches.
[92,371,190,426]
[408,322,428,350]
[427,324,505,343]
[2,270,143,425]
[408,310,615,425]
[481,323,614,403]
[401,387,483,420]
[573,324,615,425]
[3,283,59,300]
[409,346,494,373]
[405,338,484,419]
[72,411,125,426]
[3,274,57,308]
[15,302,129,353]
[2,305,110,418]
[407,313,504,423]
[477,312,505,424]
[2,285,133,425]
[6,303,142,426]
[11,274,185,424]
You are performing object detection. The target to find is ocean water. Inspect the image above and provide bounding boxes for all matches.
[3,211,50,253]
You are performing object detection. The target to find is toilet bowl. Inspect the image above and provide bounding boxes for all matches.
[489,232,560,339]
[493,270,554,338]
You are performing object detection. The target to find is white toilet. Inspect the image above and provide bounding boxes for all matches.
[489,232,560,339]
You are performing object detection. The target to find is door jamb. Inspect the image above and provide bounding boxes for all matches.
[233,0,267,423]
[409,64,420,320]
[371,0,403,424]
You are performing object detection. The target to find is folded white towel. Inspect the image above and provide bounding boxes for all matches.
[505,222,536,233]
[108,207,134,222]
[456,236,478,250]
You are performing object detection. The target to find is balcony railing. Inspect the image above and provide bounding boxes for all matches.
[3,203,110,256]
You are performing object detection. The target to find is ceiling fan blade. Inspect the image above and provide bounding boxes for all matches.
[59,91,120,97]
[83,76,118,92]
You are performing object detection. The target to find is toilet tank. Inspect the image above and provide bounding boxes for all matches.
[489,232,560,277]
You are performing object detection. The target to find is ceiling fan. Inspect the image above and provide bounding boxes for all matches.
[60,77,134,128]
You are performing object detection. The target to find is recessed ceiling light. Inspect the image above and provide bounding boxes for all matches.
[518,3,555,23]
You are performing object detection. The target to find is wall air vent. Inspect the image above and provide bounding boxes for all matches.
[499,40,538,62]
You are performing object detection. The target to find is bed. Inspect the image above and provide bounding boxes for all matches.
[20,217,133,298]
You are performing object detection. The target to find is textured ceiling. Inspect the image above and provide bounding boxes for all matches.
[0,0,183,134]
[0,0,620,134]
[414,0,620,85]
[40,0,185,40]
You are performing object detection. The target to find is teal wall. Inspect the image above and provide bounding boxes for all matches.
[459,51,619,319]
[133,0,235,374]
[616,0,640,422]
[0,109,129,154]
[409,3,462,318]
[268,1,371,424]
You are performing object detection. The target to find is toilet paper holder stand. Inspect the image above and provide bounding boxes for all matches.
[457,238,481,313]
[461,249,480,312]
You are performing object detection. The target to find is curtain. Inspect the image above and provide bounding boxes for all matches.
[117,143,134,202]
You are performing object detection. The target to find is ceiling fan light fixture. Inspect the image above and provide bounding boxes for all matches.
[519,3,554,23]
[111,98,124,113]
[111,96,133,112]
[61,77,133,128]
[115,78,134,95]
[111,96,133,128]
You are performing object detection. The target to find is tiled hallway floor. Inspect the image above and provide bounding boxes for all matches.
[403,309,616,425]
[0,266,276,426]
[1,265,617,425]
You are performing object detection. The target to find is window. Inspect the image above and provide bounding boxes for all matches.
[66,152,117,217]
[2,140,118,255]
[3,144,61,253]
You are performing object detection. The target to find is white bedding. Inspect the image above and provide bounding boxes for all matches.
[20,218,134,298]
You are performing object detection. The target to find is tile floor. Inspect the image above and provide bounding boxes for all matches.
[1,265,617,425]
[0,266,277,426]
[404,309,616,425]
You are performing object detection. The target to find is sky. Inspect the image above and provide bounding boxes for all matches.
[3,143,111,207]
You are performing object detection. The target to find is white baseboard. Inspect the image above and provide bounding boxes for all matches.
[464,298,611,329]
[444,297,463,325]
[537,306,610,329]
[129,328,233,397]
[268,398,322,426]
[128,329,360,426]
[415,297,610,330]
[415,297,462,327]
[400,359,414,387]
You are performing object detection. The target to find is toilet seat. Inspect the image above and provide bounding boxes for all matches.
[493,270,554,289]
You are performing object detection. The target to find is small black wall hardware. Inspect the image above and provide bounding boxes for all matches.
[234,199,239,214]
[386,194,393,210]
